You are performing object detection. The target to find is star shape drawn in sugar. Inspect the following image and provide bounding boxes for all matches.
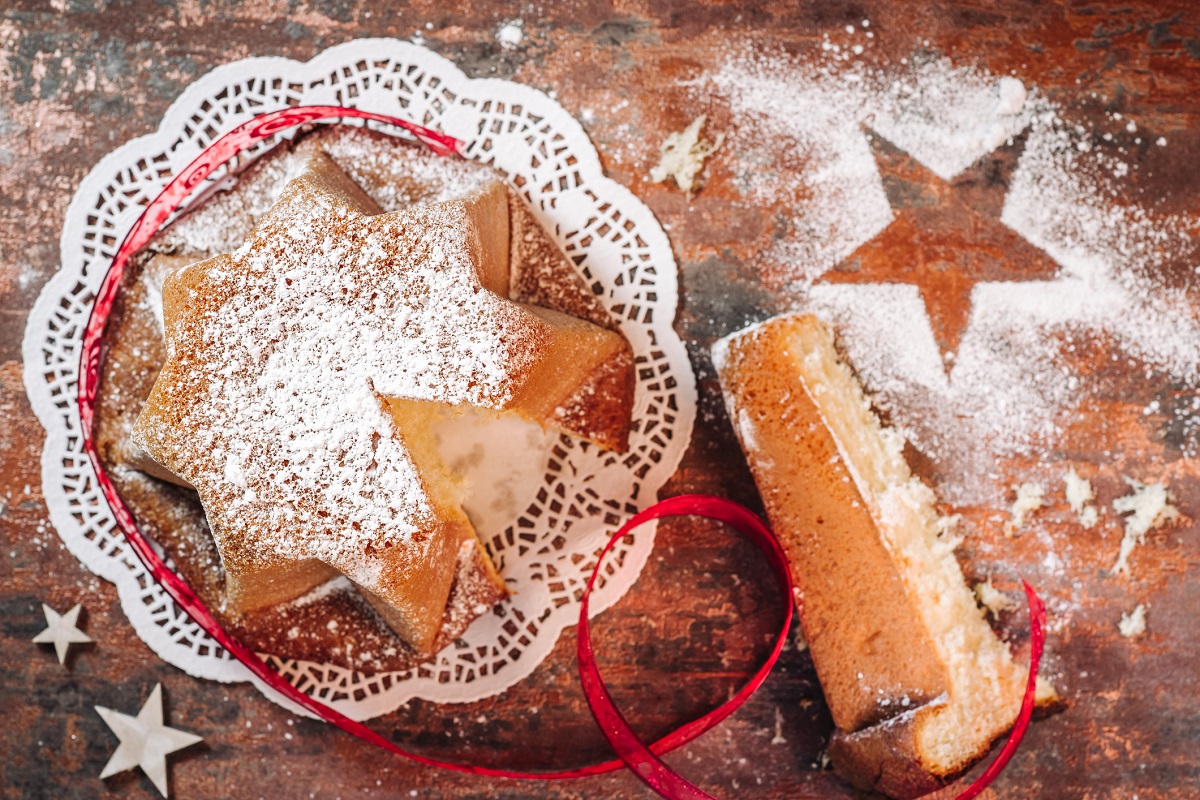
[96,684,202,798]
[32,602,93,664]
[821,127,1060,368]
[132,150,631,655]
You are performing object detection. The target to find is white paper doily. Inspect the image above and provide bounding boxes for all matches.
[23,39,695,720]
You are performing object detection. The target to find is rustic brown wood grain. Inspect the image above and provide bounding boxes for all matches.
[3,2,1200,798]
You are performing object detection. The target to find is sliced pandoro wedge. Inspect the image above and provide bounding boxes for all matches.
[713,313,1054,799]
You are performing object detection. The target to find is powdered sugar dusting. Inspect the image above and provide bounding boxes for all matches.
[135,156,547,574]
[301,126,495,211]
[496,20,524,50]
[1000,119,1200,387]
[159,127,495,259]
[159,145,306,257]
[704,47,1200,500]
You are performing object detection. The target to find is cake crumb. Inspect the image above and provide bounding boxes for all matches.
[1118,604,1148,638]
[788,623,808,653]
[770,706,787,745]
[649,115,723,193]
[1063,468,1099,528]
[1034,675,1059,704]
[1003,482,1045,537]
[934,513,964,551]
[1112,478,1180,576]
[496,20,524,49]
[994,76,1028,115]
[974,576,1016,617]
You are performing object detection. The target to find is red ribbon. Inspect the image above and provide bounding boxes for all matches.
[75,105,1044,798]
[577,496,794,798]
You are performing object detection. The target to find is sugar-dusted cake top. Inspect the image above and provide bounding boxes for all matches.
[134,151,549,601]
[158,125,497,259]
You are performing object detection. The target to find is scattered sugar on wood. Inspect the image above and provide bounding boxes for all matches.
[703,47,1200,509]
[649,114,723,193]
[993,76,1028,115]
[785,623,808,653]
[1111,478,1180,576]
[496,20,524,49]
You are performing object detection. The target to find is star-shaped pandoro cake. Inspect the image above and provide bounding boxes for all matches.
[132,149,633,654]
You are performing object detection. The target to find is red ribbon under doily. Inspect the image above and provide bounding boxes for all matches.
[75,105,1044,799]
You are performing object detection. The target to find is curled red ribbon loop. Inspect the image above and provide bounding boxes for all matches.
[577,495,794,800]
[76,104,1044,799]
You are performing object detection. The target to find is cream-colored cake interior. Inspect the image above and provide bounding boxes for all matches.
[786,316,1028,775]
[386,399,472,525]
[386,399,530,591]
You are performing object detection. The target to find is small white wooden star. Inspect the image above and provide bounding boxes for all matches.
[96,684,202,798]
[32,603,93,663]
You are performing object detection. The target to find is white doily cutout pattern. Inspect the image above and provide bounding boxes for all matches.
[23,39,695,721]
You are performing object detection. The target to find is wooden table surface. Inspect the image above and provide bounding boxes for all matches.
[3,2,1200,798]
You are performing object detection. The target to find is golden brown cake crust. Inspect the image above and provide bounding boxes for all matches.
[827,693,1064,799]
[549,346,635,453]
[508,194,615,331]
[714,315,950,732]
[826,705,949,800]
